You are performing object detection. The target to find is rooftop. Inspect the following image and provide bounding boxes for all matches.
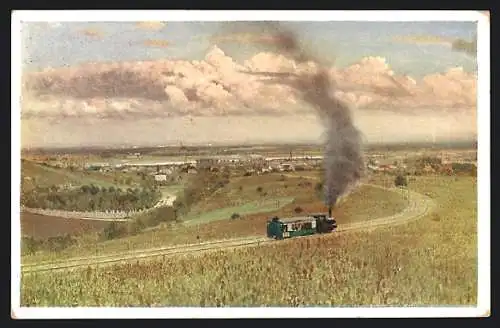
[277,216,316,224]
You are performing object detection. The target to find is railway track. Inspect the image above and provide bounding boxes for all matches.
[21,184,436,275]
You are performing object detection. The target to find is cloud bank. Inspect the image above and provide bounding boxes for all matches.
[21,45,476,120]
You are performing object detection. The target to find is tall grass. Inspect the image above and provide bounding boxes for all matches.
[21,176,477,306]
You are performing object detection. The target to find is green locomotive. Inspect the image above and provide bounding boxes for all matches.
[266,212,337,240]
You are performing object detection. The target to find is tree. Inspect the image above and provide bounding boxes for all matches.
[394,174,408,187]
[315,181,323,192]
[90,184,100,195]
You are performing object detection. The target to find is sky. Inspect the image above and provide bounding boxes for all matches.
[22,21,477,77]
[19,20,479,148]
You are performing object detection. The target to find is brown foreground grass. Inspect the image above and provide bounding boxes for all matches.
[21,176,477,306]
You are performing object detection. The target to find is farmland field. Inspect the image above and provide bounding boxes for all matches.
[21,212,110,239]
[21,175,477,306]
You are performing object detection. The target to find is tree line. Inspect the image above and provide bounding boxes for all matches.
[21,184,162,212]
[89,170,231,241]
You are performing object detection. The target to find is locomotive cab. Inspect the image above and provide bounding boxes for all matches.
[312,213,337,233]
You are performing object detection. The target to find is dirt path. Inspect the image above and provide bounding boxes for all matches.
[21,181,436,275]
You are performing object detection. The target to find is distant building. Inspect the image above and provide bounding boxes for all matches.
[197,158,219,170]
[160,168,174,175]
[280,163,295,172]
[85,162,110,171]
[261,166,272,174]
[154,174,167,182]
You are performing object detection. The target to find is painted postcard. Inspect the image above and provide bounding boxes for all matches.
[12,10,489,318]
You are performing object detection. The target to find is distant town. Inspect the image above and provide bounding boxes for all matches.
[24,147,477,186]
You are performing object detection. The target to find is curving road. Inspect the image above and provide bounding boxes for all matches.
[21,182,436,275]
[22,193,178,222]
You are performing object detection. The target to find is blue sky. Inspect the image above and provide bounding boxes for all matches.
[22,21,477,78]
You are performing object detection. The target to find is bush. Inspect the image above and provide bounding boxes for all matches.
[256,186,263,193]
[231,213,241,220]
[294,206,304,214]
[145,207,177,227]
[101,222,128,241]
[46,234,78,252]
[21,236,40,256]
[394,175,408,187]
[127,219,146,235]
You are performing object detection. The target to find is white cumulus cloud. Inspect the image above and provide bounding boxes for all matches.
[21,45,477,120]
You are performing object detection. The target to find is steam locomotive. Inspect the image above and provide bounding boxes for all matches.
[266,208,337,240]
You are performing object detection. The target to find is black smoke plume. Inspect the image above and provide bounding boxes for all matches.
[231,23,364,207]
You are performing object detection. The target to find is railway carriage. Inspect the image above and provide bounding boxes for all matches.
[266,213,337,240]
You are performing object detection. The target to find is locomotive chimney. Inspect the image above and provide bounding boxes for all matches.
[328,206,332,218]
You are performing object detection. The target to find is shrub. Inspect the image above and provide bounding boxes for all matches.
[231,213,241,220]
[21,236,40,256]
[256,186,263,193]
[294,206,304,214]
[46,234,78,252]
[101,222,128,241]
[394,174,408,187]
[298,181,312,187]
[145,207,177,227]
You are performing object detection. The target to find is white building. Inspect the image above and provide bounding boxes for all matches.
[154,174,167,182]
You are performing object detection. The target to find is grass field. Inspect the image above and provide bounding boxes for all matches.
[21,160,126,191]
[21,172,407,265]
[159,184,184,198]
[183,197,296,225]
[21,175,477,306]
